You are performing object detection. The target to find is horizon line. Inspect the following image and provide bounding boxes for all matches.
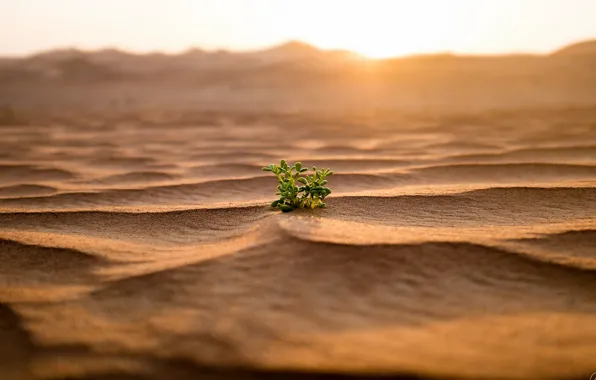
[1,37,595,60]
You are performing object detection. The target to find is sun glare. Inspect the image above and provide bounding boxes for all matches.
[3,0,596,57]
[281,0,464,58]
[343,40,422,60]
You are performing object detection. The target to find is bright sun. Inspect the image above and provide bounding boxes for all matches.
[340,38,417,59]
[283,0,456,59]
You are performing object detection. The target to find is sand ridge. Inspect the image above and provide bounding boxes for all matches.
[0,109,596,379]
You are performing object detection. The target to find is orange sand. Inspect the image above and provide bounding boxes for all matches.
[1,107,595,380]
[1,41,596,380]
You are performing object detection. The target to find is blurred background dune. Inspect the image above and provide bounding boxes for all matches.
[2,39,596,115]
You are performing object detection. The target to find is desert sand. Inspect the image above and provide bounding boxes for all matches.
[1,42,596,380]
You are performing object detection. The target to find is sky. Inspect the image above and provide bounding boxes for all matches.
[2,0,596,58]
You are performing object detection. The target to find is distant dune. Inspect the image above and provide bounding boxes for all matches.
[551,39,596,56]
[1,40,596,113]
[0,41,358,84]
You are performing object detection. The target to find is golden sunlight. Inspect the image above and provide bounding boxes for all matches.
[284,0,458,58]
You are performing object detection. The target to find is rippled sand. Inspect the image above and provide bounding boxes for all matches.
[1,109,596,380]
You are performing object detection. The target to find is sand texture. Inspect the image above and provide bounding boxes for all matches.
[1,107,596,380]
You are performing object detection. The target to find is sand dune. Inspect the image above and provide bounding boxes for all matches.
[445,145,596,163]
[0,165,76,184]
[0,106,595,380]
[0,184,57,198]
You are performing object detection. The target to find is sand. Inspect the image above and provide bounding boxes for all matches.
[1,107,596,380]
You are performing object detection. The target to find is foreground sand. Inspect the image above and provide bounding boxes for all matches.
[1,108,596,380]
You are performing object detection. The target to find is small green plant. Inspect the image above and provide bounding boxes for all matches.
[262,160,333,212]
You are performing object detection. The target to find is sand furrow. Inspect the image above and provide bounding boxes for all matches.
[1,107,596,379]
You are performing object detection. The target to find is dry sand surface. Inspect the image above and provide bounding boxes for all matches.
[1,107,596,380]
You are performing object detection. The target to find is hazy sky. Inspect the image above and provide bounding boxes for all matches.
[2,0,596,58]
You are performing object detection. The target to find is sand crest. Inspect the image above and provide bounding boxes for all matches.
[0,108,595,380]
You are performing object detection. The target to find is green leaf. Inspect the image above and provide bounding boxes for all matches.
[262,167,273,171]
[297,177,308,184]
[271,200,280,207]
[279,204,294,212]
[295,162,302,171]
